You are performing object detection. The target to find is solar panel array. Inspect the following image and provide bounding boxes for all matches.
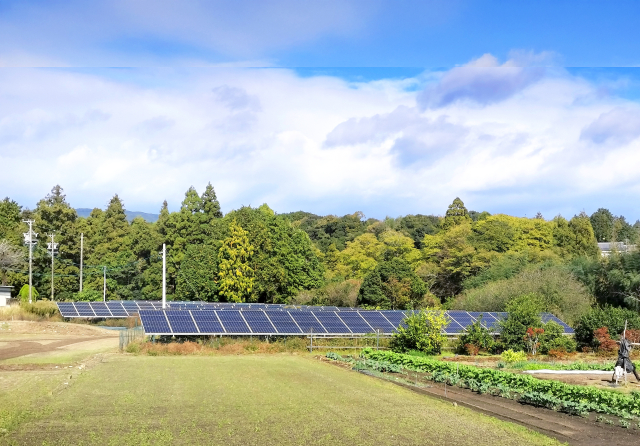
[55,301,574,335]
[137,309,574,336]
[56,301,350,318]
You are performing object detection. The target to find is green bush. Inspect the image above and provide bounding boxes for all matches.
[538,321,576,353]
[390,310,448,355]
[18,285,39,302]
[456,317,495,354]
[574,306,640,348]
[501,349,527,363]
[497,294,543,351]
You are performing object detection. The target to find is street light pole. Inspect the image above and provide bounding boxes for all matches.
[46,233,58,301]
[80,233,83,292]
[103,266,107,302]
[22,220,37,304]
[162,243,166,309]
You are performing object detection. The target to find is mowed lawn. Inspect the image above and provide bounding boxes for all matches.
[2,354,560,446]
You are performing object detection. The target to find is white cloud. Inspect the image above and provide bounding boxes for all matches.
[1,56,640,221]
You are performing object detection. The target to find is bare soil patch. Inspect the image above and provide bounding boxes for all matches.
[531,371,640,389]
[0,337,115,360]
[0,320,120,337]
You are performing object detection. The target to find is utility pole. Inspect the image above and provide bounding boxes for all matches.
[79,233,83,292]
[162,243,166,309]
[22,220,37,304]
[103,266,107,302]
[46,234,59,301]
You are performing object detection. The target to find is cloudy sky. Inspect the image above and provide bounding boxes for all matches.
[1,0,640,220]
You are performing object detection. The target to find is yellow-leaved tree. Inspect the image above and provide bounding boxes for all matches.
[217,219,254,303]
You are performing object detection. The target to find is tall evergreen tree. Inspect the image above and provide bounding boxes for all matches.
[590,208,614,242]
[441,197,471,230]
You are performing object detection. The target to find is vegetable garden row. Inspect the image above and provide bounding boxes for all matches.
[351,349,640,419]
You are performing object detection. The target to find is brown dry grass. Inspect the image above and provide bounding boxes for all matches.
[129,336,310,356]
[0,305,63,322]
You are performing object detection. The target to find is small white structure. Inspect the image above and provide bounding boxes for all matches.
[598,242,636,257]
[0,286,13,307]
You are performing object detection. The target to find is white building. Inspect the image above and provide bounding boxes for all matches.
[0,286,13,306]
[598,242,636,257]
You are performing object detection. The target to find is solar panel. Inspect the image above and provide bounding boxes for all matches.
[268,311,302,334]
[139,310,171,334]
[242,311,276,334]
[57,302,78,317]
[313,311,351,333]
[166,311,199,334]
[217,310,251,333]
[379,311,407,329]
[358,312,396,333]
[74,302,95,317]
[192,311,225,333]
[91,302,112,317]
[337,312,374,334]
[106,302,128,317]
[289,311,326,333]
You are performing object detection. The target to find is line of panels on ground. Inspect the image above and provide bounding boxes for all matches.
[138,309,574,336]
[56,301,352,318]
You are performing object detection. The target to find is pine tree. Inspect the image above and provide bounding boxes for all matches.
[217,219,254,302]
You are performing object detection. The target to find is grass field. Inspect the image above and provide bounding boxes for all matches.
[0,352,562,446]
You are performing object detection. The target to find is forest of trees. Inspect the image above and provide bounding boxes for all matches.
[1,185,640,324]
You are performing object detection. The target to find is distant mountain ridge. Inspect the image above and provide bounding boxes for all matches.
[75,208,159,223]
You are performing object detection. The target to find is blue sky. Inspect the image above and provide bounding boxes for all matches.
[1,1,640,221]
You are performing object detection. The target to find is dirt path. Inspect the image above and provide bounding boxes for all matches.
[0,337,116,360]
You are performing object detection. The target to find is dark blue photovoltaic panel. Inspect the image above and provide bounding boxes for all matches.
[313,311,350,333]
[542,313,575,334]
[57,302,78,317]
[137,302,155,311]
[443,320,466,334]
[243,311,275,334]
[289,312,326,333]
[74,302,95,317]
[106,302,128,317]
[358,312,396,332]
[380,311,408,329]
[139,310,171,333]
[92,302,111,317]
[192,311,225,333]
[268,312,302,334]
[166,311,198,333]
[337,312,374,333]
[217,310,251,333]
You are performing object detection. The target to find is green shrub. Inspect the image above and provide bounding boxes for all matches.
[390,310,448,355]
[538,321,577,354]
[456,317,495,354]
[501,349,527,363]
[18,285,39,302]
[498,294,543,351]
[574,306,640,348]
